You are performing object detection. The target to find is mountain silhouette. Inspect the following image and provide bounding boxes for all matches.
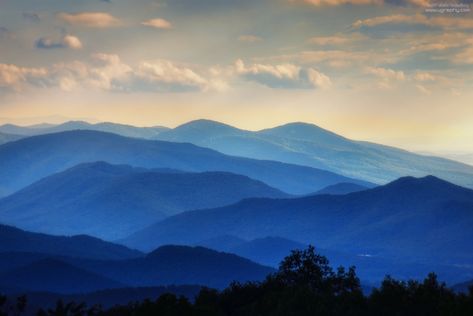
[0,132,21,145]
[0,121,169,139]
[0,162,288,239]
[0,224,142,260]
[156,119,473,189]
[0,259,124,294]
[313,182,369,195]
[0,130,369,197]
[122,176,473,268]
[3,245,275,291]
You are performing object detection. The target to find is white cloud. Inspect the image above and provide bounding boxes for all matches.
[135,60,209,91]
[352,14,473,30]
[308,35,351,46]
[0,64,48,91]
[295,0,451,7]
[366,67,405,81]
[414,72,435,82]
[63,35,83,49]
[295,0,382,6]
[141,18,172,29]
[36,35,83,50]
[58,12,120,28]
[234,59,331,89]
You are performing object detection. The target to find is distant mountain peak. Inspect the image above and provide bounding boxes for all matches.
[174,119,241,132]
[258,121,349,142]
[147,245,216,258]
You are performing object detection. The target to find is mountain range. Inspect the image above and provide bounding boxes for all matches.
[155,120,473,188]
[0,132,22,145]
[0,130,369,197]
[0,245,274,294]
[0,162,288,239]
[2,119,472,190]
[194,236,473,285]
[122,176,473,269]
[0,121,169,139]
[0,224,141,260]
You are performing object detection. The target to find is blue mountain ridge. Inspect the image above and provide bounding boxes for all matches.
[0,161,288,240]
[122,176,473,271]
[0,130,371,197]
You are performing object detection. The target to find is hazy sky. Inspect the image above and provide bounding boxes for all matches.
[0,0,472,152]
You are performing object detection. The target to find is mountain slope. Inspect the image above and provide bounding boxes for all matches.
[0,162,288,239]
[122,176,473,267]
[0,121,169,139]
[0,130,369,197]
[0,132,22,145]
[314,182,369,195]
[58,245,274,290]
[0,225,142,260]
[156,120,473,188]
[194,236,473,284]
[0,259,124,294]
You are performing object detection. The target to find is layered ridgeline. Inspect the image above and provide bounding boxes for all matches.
[0,121,169,139]
[0,130,369,197]
[155,120,473,188]
[0,132,22,145]
[193,236,473,285]
[0,224,141,260]
[123,176,473,271]
[0,245,273,294]
[3,119,472,188]
[0,162,288,239]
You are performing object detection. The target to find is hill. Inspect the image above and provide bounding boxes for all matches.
[0,246,274,293]
[0,225,142,260]
[0,162,288,239]
[122,176,473,269]
[0,130,369,197]
[0,259,123,294]
[63,245,274,289]
[0,121,169,139]
[314,182,369,195]
[0,132,22,145]
[156,120,473,188]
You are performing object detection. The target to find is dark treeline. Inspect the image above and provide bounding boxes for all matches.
[2,246,473,316]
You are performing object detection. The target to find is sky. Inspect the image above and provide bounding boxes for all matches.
[0,0,472,153]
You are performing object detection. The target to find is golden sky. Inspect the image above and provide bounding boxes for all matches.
[0,0,472,153]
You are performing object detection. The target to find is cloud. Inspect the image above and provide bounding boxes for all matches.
[234,59,331,89]
[238,35,263,43]
[414,71,435,82]
[452,45,473,65]
[58,12,119,28]
[416,84,431,95]
[352,14,473,30]
[22,12,40,23]
[365,67,405,88]
[263,49,392,68]
[141,18,172,29]
[0,27,13,39]
[297,0,382,6]
[308,35,352,46]
[36,35,83,50]
[294,0,445,7]
[366,67,405,81]
[133,60,212,91]
[0,64,48,91]
[3,53,225,93]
